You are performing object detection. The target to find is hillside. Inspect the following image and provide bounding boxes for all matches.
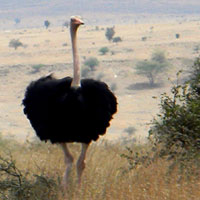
[1,0,200,19]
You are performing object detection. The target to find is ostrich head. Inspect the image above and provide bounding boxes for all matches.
[70,16,84,29]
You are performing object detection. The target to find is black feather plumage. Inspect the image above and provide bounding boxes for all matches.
[23,75,117,144]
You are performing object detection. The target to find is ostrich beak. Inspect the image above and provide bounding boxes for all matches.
[70,16,84,25]
[78,18,84,25]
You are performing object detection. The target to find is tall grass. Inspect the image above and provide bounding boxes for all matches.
[0,136,199,200]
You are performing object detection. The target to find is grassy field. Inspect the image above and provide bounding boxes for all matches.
[0,138,199,200]
[0,16,200,199]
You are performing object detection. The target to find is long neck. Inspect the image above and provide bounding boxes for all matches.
[70,25,81,88]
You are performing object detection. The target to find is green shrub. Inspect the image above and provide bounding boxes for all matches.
[149,64,200,174]
[99,47,109,55]
[63,21,69,28]
[9,39,23,50]
[175,33,180,39]
[31,64,45,73]
[96,72,105,80]
[110,83,117,92]
[123,58,200,178]
[124,126,136,136]
[84,57,99,71]
[44,20,50,29]
[81,66,91,78]
[141,36,147,41]
[105,27,115,41]
[14,18,21,25]
[113,36,122,43]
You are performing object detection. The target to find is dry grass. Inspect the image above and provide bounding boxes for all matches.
[1,139,199,200]
[1,19,200,141]
[1,20,200,65]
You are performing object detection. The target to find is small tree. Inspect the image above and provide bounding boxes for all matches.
[124,126,136,136]
[31,64,45,73]
[113,36,122,44]
[81,66,91,78]
[9,39,23,50]
[63,21,69,28]
[175,33,180,39]
[105,27,115,42]
[99,47,109,55]
[14,18,21,25]
[152,50,167,64]
[135,50,169,86]
[84,57,99,71]
[44,20,50,29]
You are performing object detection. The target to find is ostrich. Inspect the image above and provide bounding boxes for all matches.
[22,16,117,187]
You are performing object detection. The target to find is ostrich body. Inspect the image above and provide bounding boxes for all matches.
[22,16,117,186]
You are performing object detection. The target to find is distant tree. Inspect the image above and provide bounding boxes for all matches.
[31,64,45,73]
[81,66,91,78]
[194,45,200,54]
[110,83,117,92]
[105,27,115,42]
[124,126,136,136]
[175,33,180,39]
[141,36,147,41]
[84,57,99,71]
[63,21,69,28]
[14,18,21,25]
[9,39,23,50]
[95,26,99,31]
[113,36,122,44]
[151,50,167,64]
[44,20,50,29]
[135,50,169,86]
[99,47,109,55]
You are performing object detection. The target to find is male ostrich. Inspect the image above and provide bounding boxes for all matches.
[22,16,117,187]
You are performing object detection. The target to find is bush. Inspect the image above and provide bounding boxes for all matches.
[81,66,91,78]
[0,153,59,200]
[175,33,180,39]
[110,83,117,92]
[63,21,69,28]
[151,50,167,64]
[14,18,21,25]
[96,72,105,80]
[62,43,67,46]
[31,64,45,73]
[44,20,50,29]
[84,57,99,71]
[99,47,109,55]
[9,39,23,50]
[122,59,200,177]
[124,126,136,136]
[95,26,99,31]
[149,61,200,174]
[105,27,115,42]
[141,37,147,41]
[113,36,122,43]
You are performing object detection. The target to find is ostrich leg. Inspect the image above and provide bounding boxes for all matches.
[60,143,74,187]
[76,143,89,185]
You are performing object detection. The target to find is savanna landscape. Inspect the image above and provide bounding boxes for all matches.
[0,0,200,199]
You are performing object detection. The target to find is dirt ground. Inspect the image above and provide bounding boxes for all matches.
[0,17,199,142]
